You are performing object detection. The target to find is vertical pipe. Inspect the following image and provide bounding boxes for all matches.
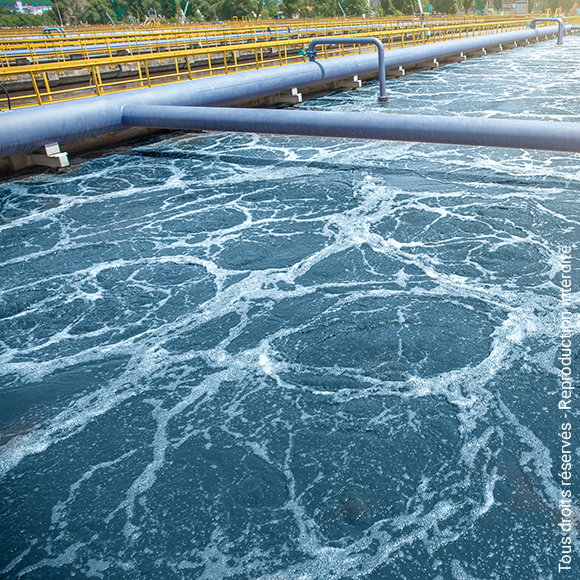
[307,37,387,102]
[530,18,564,45]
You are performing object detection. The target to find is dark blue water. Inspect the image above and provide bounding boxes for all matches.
[1,37,579,579]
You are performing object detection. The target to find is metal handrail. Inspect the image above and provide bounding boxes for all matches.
[0,18,537,69]
[1,17,577,109]
[0,16,544,59]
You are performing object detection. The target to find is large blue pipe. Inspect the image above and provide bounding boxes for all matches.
[0,25,566,157]
[121,104,580,153]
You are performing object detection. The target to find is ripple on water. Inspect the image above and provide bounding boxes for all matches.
[1,37,579,580]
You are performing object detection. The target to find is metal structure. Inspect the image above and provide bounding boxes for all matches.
[0,22,576,162]
[307,37,388,102]
[1,15,566,109]
[529,18,565,45]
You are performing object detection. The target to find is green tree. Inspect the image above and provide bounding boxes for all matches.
[82,0,116,23]
[281,0,302,17]
[461,0,473,12]
[391,0,416,14]
[220,0,260,18]
[343,0,369,14]
[380,0,395,13]
[160,0,178,19]
[59,0,88,23]
[0,7,57,26]
[310,0,337,16]
[187,0,218,21]
[259,1,277,18]
[543,0,574,12]
[430,0,457,12]
[111,0,129,20]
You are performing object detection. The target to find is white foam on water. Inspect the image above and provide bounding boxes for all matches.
[1,35,579,579]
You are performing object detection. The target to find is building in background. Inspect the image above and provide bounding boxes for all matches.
[2,0,53,14]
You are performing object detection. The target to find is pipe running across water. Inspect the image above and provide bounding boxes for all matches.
[0,25,570,158]
[121,104,580,153]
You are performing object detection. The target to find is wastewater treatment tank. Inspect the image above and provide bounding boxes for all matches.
[0,36,579,579]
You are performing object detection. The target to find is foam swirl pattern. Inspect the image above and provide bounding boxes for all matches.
[1,38,579,579]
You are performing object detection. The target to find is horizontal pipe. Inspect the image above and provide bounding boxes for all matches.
[122,105,580,153]
[0,25,566,158]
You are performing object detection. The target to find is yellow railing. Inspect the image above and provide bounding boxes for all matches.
[0,15,576,110]
[0,14,533,49]
[0,14,529,39]
[0,15,537,67]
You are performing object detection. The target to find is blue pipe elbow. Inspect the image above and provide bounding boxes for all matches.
[529,18,565,45]
[307,37,388,102]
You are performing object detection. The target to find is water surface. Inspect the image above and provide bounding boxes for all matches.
[1,36,579,580]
